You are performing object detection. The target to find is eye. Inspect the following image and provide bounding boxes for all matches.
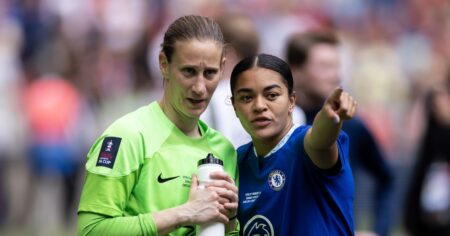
[238,95,253,103]
[204,69,218,79]
[182,67,196,77]
[266,92,280,101]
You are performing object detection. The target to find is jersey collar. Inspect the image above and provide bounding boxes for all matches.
[253,124,300,158]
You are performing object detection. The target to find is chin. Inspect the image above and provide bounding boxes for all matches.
[251,129,278,141]
[188,109,206,119]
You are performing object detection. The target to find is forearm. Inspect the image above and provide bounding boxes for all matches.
[152,205,191,235]
[78,212,155,236]
[308,109,342,149]
[304,109,342,169]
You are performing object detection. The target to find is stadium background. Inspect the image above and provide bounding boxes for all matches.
[0,0,449,235]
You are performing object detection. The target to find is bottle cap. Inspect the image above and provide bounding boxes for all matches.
[198,153,223,166]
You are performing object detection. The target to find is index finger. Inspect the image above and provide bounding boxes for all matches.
[209,171,238,192]
[327,87,343,102]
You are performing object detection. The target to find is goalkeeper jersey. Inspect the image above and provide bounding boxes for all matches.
[78,101,238,235]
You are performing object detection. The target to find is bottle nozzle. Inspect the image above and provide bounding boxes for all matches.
[198,153,223,166]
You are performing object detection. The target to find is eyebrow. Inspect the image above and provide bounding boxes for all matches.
[236,88,253,94]
[180,62,220,69]
[263,84,282,91]
[236,84,282,94]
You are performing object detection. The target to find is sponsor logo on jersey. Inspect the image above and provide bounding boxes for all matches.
[268,170,285,191]
[157,173,180,183]
[182,175,192,188]
[243,215,274,236]
[96,137,121,169]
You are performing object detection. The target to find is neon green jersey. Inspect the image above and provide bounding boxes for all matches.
[78,102,238,235]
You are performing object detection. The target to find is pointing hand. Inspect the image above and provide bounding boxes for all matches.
[323,87,357,123]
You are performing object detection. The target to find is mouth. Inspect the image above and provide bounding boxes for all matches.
[251,117,272,127]
[187,98,207,107]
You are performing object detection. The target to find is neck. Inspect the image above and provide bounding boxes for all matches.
[253,120,294,157]
[158,100,201,137]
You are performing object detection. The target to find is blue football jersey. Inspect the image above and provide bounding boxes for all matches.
[237,125,354,236]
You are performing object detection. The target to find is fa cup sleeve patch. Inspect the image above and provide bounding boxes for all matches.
[96,137,122,169]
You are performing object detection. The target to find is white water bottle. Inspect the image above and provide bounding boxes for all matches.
[197,153,225,236]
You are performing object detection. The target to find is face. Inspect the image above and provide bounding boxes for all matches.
[160,39,224,120]
[232,67,295,143]
[294,43,340,100]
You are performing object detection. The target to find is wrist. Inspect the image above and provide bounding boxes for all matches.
[173,204,192,226]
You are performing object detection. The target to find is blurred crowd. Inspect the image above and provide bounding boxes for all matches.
[0,0,449,235]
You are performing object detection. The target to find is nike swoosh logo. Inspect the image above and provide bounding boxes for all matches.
[157,173,179,183]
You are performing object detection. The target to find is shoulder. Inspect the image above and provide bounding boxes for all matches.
[202,122,238,177]
[104,103,158,133]
[202,121,236,154]
[85,102,169,177]
[236,142,254,164]
[289,125,310,143]
[101,103,158,146]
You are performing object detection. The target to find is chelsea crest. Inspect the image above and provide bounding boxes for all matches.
[268,170,285,191]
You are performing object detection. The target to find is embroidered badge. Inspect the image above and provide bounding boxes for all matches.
[268,170,286,191]
[96,137,121,169]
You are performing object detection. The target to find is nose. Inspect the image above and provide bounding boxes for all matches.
[192,76,206,96]
[252,96,267,113]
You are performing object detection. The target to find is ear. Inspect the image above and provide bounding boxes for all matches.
[288,92,296,114]
[221,56,226,72]
[159,52,169,78]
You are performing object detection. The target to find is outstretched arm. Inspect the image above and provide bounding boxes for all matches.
[304,87,357,169]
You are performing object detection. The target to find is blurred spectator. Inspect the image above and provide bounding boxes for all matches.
[404,64,450,236]
[202,12,305,147]
[347,18,409,159]
[0,0,25,226]
[286,30,394,236]
[22,76,84,226]
[201,12,259,147]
